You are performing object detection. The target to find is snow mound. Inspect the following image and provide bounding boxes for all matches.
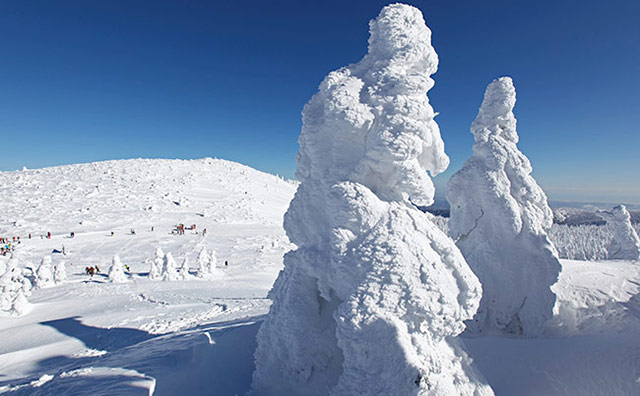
[447,77,561,337]
[108,255,129,283]
[252,4,491,395]
[596,205,640,260]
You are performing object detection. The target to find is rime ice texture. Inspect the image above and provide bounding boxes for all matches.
[447,77,561,337]
[251,4,492,395]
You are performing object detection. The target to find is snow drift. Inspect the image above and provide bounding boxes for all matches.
[597,205,640,260]
[252,4,492,395]
[447,77,561,337]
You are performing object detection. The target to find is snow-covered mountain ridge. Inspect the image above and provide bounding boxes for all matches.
[0,158,297,236]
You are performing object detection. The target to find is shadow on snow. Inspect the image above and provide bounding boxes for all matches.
[0,316,263,396]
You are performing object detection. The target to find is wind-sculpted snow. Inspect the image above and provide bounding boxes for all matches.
[597,205,640,260]
[252,4,492,395]
[447,77,561,337]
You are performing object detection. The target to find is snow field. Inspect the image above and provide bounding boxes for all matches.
[0,158,297,395]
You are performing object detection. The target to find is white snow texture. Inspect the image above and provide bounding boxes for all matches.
[447,77,561,337]
[597,205,640,260]
[252,4,491,396]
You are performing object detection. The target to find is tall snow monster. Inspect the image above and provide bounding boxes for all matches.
[251,4,492,396]
[597,205,640,260]
[447,77,561,337]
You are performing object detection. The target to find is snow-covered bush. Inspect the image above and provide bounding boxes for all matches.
[11,290,30,316]
[149,248,163,280]
[549,223,611,260]
[208,249,223,278]
[252,5,492,395]
[447,77,561,338]
[196,247,222,279]
[178,256,192,280]
[197,247,210,278]
[0,257,32,315]
[596,205,640,260]
[162,252,180,281]
[54,261,67,284]
[35,256,55,289]
[108,255,129,283]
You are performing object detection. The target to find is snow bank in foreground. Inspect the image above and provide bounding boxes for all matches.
[252,4,491,395]
[597,205,640,260]
[447,77,561,337]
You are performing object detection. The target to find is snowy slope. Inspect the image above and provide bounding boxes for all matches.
[1,159,640,395]
[0,158,297,396]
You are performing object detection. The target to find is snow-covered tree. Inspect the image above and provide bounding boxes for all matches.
[54,261,67,284]
[149,248,163,280]
[251,5,492,395]
[162,252,180,281]
[108,255,129,283]
[597,205,640,260]
[447,77,561,338]
[208,249,224,278]
[35,256,55,289]
[11,290,31,316]
[197,247,210,278]
[178,256,192,280]
[0,256,32,315]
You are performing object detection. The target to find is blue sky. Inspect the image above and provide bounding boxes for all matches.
[1,0,638,204]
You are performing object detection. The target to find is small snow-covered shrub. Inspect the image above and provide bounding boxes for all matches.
[108,255,129,283]
[54,261,67,283]
[35,256,55,289]
[148,248,163,280]
[0,257,32,315]
[162,252,179,281]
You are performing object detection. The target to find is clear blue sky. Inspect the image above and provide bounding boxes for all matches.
[1,1,638,204]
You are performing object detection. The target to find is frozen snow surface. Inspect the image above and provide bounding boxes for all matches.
[252,4,491,395]
[596,205,640,260]
[447,77,561,337]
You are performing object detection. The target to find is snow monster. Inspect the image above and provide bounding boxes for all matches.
[448,77,561,338]
[251,4,493,396]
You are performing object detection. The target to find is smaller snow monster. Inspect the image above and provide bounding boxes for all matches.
[448,76,561,338]
[251,4,493,396]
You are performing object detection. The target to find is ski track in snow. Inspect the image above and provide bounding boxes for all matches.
[1,158,640,395]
